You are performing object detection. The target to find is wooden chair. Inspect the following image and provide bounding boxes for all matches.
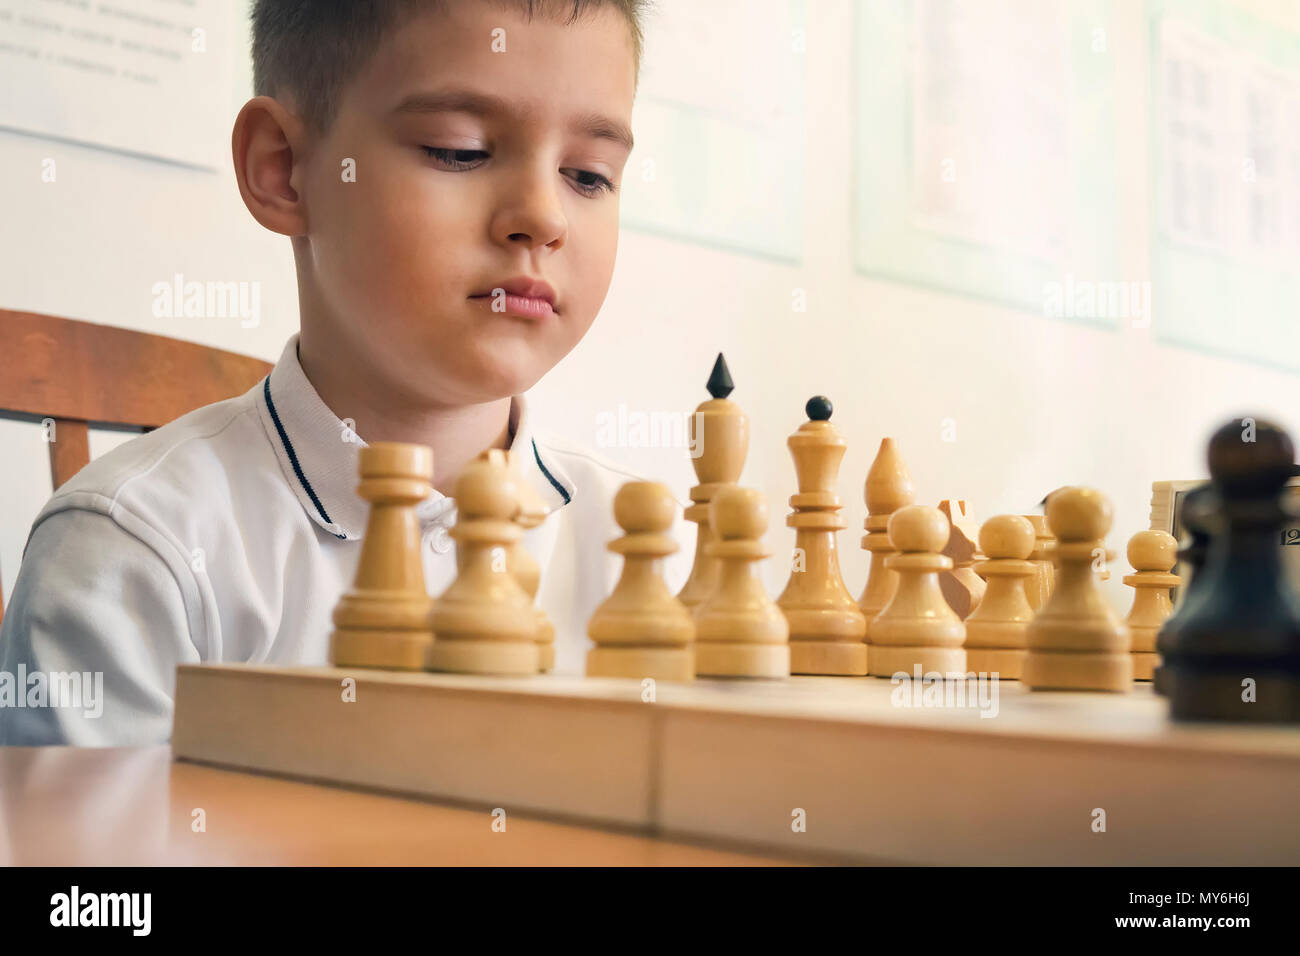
[0,309,274,627]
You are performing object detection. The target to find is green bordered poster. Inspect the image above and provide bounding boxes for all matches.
[620,0,806,262]
[854,0,1120,324]
[1149,0,1300,373]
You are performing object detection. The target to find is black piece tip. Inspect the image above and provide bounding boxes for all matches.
[706,353,734,399]
[806,395,832,421]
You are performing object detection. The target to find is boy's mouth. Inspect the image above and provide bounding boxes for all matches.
[469,276,558,320]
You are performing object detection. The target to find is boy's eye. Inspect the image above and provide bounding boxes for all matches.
[421,146,489,170]
[563,167,616,197]
[420,147,615,197]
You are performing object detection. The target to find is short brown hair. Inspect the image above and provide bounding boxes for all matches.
[251,0,649,133]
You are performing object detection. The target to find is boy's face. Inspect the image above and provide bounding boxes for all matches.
[295,0,636,406]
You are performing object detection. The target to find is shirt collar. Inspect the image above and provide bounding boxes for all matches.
[256,333,572,541]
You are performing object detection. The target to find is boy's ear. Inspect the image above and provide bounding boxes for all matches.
[232,96,309,237]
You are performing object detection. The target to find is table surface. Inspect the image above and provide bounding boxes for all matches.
[0,746,798,866]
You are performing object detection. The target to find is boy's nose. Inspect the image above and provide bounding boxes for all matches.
[490,183,568,251]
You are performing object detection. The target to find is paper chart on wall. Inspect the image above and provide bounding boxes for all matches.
[1150,2,1300,372]
[619,0,806,261]
[910,0,1072,265]
[855,0,1120,323]
[0,0,232,168]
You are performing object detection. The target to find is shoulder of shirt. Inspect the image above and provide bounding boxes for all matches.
[529,432,690,509]
[16,389,264,657]
[29,387,264,536]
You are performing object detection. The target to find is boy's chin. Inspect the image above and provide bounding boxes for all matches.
[436,355,544,404]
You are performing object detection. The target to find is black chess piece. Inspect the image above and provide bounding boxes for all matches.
[1158,418,1300,722]
[1152,482,1215,697]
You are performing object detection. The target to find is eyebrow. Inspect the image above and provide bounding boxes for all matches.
[391,88,635,152]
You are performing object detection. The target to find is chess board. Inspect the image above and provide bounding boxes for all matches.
[172,663,1300,865]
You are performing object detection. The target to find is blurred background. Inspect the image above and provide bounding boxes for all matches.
[0,0,1297,613]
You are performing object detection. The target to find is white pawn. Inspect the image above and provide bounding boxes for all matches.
[869,505,966,678]
[428,449,539,675]
[587,482,696,681]
[1124,530,1179,682]
[964,515,1037,679]
[1022,487,1131,692]
[695,486,790,678]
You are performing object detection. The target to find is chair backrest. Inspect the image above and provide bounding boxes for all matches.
[0,309,274,627]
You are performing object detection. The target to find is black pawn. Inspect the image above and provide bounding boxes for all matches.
[1153,483,1215,696]
[1159,418,1300,722]
[706,353,734,399]
[805,395,833,421]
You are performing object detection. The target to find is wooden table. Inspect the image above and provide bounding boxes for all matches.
[0,747,797,865]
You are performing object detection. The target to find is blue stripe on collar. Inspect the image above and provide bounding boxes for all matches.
[263,377,347,539]
[532,437,571,506]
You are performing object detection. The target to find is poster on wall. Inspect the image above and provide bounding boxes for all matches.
[0,0,232,169]
[854,0,1122,325]
[1149,0,1300,373]
[619,0,806,262]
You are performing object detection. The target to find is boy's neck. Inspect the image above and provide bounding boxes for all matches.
[296,333,513,498]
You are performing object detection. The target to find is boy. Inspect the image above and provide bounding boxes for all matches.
[0,0,687,745]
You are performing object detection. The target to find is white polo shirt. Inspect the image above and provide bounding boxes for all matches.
[0,333,691,746]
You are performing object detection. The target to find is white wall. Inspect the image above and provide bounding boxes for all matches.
[2,0,1297,616]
